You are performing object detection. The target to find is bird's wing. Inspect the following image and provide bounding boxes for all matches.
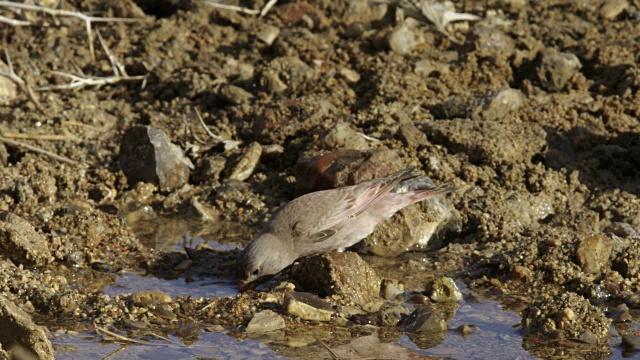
[293,168,418,244]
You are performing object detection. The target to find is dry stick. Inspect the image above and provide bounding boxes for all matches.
[259,0,278,18]
[101,346,127,360]
[201,0,260,15]
[193,108,241,150]
[313,336,341,360]
[0,49,46,114]
[39,30,146,91]
[0,14,30,25]
[95,326,148,345]
[3,132,70,141]
[0,135,78,165]
[0,1,143,60]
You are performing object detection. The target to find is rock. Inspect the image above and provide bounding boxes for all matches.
[436,88,523,121]
[193,155,226,184]
[575,234,613,274]
[245,310,286,333]
[425,118,547,166]
[480,89,524,121]
[403,305,447,333]
[381,279,404,300]
[229,142,262,182]
[219,85,253,105]
[256,24,280,45]
[622,333,640,352]
[295,148,403,196]
[378,303,411,326]
[264,56,315,91]
[318,123,371,150]
[609,303,632,323]
[535,49,582,92]
[261,70,288,93]
[414,59,450,77]
[613,239,640,278]
[605,222,640,239]
[0,60,17,106]
[470,20,515,60]
[521,292,611,344]
[457,324,476,336]
[283,292,333,322]
[386,24,417,55]
[425,277,463,303]
[397,112,428,148]
[0,212,52,267]
[119,126,193,192]
[339,68,361,84]
[289,252,381,306]
[131,290,172,307]
[0,295,54,360]
[345,22,366,38]
[362,174,461,256]
[600,0,629,20]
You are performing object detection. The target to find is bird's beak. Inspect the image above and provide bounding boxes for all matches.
[238,280,257,293]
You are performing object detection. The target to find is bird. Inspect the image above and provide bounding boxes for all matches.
[236,167,455,292]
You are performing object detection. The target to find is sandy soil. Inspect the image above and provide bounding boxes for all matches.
[1,0,640,358]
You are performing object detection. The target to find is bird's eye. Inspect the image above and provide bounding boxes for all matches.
[252,269,260,276]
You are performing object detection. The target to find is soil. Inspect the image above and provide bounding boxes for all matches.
[1,0,640,358]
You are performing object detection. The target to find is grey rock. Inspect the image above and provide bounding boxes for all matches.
[0,212,52,267]
[229,142,262,182]
[378,303,411,326]
[256,25,280,45]
[246,310,286,333]
[283,292,333,322]
[536,49,582,92]
[403,305,447,333]
[319,123,371,150]
[600,0,629,20]
[219,85,253,105]
[386,24,417,55]
[622,333,640,351]
[119,126,193,191]
[397,112,428,148]
[425,277,463,303]
[194,155,226,183]
[0,295,54,360]
[575,234,613,274]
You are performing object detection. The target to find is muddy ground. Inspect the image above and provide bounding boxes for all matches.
[1,0,640,358]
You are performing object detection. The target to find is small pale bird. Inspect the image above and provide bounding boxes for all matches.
[236,168,455,291]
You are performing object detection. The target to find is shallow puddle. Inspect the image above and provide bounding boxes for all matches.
[51,216,637,359]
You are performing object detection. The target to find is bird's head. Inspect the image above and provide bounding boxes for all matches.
[236,233,292,292]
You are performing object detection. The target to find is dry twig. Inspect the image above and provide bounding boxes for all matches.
[0,49,46,114]
[0,135,79,165]
[3,132,71,141]
[0,1,143,60]
[39,30,147,91]
[201,0,259,15]
[259,0,278,18]
[95,326,148,345]
[0,13,30,25]
[193,108,241,150]
[313,336,341,360]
